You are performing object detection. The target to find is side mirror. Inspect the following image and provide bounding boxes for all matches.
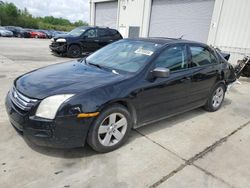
[152,67,170,78]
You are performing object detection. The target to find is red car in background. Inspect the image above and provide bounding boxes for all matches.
[29,30,47,38]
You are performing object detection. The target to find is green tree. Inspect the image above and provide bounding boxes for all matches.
[0,1,88,31]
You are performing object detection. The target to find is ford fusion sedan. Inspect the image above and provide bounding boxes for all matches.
[49,26,123,58]
[5,38,236,152]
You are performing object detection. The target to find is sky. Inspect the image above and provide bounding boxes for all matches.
[4,0,90,23]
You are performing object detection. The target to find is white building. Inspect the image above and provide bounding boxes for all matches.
[89,0,250,63]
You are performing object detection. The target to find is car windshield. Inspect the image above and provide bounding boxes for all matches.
[86,40,162,73]
[68,27,86,37]
[0,27,5,30]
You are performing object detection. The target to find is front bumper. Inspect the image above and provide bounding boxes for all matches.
[49,42,67,54]
[5,91,93,148]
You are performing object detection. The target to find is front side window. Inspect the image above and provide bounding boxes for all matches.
[86,40,162,73]
[190,46,217,67]
[154,45,188,71]
[83,29,97,38]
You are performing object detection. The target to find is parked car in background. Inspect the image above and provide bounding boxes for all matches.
[4,26,30,38]
[29,30,47,39]
[37,30,52,39]
[5,38,236,152]
[0,26,13,37]
[50,26,123,58]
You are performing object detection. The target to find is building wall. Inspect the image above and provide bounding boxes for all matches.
[118,0,151,37]
[208,0,250,63]
[89,0,151,38]
[90,0,250,63]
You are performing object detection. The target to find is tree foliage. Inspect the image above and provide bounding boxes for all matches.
[0,2,88,31]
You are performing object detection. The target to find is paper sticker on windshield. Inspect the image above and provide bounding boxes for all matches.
[135,48,154,56]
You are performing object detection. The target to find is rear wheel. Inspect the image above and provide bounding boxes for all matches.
[204,83,225,112]
[67,45,82,58]
[87,104,132,153]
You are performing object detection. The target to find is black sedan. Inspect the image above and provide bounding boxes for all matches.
[4,26,30,38]
[5,38,236,152]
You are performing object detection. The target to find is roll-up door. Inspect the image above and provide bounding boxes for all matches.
[95,1,118,29]
[149,0,215,42]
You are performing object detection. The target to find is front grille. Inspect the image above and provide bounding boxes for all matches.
[10,87,38,111]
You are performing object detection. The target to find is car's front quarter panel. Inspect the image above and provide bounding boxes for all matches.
[58,78,136,115]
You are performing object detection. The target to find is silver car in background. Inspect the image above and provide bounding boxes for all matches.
[0,27,13,37]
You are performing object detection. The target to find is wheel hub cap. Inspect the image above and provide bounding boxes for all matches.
[212,87,224,108]
[98,113,128,147]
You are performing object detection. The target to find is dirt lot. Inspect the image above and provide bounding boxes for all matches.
[0,38,250,188]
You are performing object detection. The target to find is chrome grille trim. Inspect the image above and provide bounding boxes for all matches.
[10,87,38,111]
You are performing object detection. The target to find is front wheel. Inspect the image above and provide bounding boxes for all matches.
[87,104,132,153]
[204,83,226,112]
[67,45,82,58]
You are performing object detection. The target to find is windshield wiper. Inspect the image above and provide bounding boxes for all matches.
[88,62,103,69]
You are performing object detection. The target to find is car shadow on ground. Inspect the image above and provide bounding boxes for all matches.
[23,98,232,158]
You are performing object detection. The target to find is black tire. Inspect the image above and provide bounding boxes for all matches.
[87,104,132,153]
[204,83,226,112]
[67,45,82,58]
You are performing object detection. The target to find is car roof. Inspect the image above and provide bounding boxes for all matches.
[77,26,118,30]
[125,37,207,47]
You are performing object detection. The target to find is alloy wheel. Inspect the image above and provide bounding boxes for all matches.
[98,113,128,147]
[212,86,224,108]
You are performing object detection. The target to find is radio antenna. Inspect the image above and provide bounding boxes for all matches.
[179,35,184,39]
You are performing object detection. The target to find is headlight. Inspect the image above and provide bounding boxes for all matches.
[35,94,74,119]
[56,38,66,43]
[51,38,54,42]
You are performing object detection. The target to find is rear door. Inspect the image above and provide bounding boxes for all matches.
[97,28,113,48]
[187,44,220,106]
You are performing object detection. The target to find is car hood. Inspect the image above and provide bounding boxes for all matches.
[15,61,131,99]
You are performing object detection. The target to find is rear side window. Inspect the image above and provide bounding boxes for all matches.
[98,28,110,37]
[190,46,217,67]
[154,45,188,71]
[109,29,122,38]
[110,29,118,35]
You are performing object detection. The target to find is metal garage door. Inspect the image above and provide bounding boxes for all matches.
[149,0,215,43]
[95,1,118,29]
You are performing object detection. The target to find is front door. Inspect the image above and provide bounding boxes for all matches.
[137,44,193,123]
[81,29,100,53]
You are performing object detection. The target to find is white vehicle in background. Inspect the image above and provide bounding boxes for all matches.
[0,26,14,37]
